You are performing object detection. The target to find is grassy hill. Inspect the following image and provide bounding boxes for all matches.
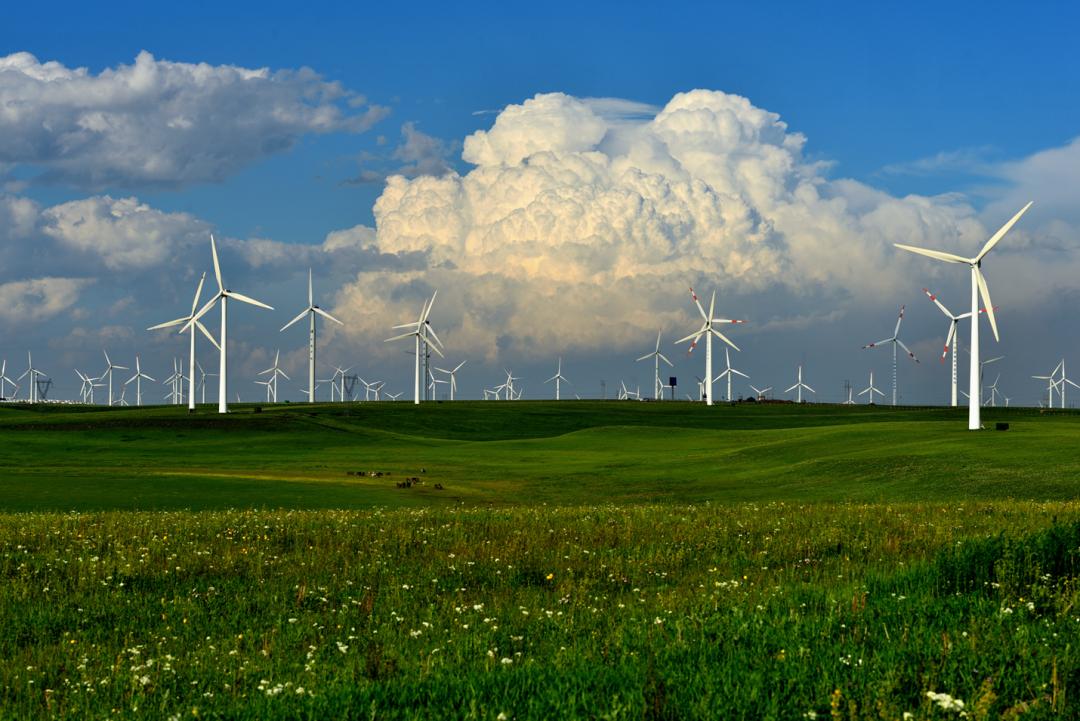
[1,400,1077,511]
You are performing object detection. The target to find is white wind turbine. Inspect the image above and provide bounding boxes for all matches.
[713,347,749,402]
[923,287,986,407]
[386,391,403,401]
[257,350,290,403]
[985,374,1001,407]
[280,268,344,404]
[435,360,466,401]
[842,387,856,405]
[857,370,885,405]
[545,358,570,401]
[75,369,95,404]
[99,350,129,408]
[636,330,673,401]
[677,287,746,407]
[785,365,815,403]
[184,235,274,414]
[148,272,220,410]
[749,384,771,401]
[861,305,919,406]
[385,291,443,404]
[1032,363,1060,409]
[0,360,16,399]
[196,362,217,404]
[18,352,45,403]
[895,202,1033,429]
[427,369,448,399]
[124,355,155,407]
[1057,360,1079,409]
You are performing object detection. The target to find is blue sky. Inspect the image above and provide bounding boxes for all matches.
[2,1,1079,404]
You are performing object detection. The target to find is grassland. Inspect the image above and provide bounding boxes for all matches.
[1,401,1078,719]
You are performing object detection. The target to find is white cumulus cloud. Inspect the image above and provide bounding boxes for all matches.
[0,50,388,189]
[0,276,95,323]
[330,90,993,362]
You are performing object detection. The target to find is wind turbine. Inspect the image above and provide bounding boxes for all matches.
[1032,364,1060,409]
[842,387,856,405]
[857,370,885,405]
[257,350,290,403]
[713,347,749,402]
[677,287,746,407]
[785,365,815,403]
[545,358,570,401]
[636,330,673,401]
[923,287,989,407]
[0,360,16,400]
[861,305,919,406]
[116,384,130,407]
[124,355,155,406]
[196,362,217,405]
[749,384,771,401]
[435,360,466,401]
[280,268,343,404]
[17,352,44,403]
[183,235,274,414]
[386,391,403,401]
[427,369,448,399]
[895,202,1033,429]
[1057,360,1079,409]
[75,369,95,404]
[985,374,1001,407]
[98,350,129,408]
[148,272,221,410]
[385,292,443,404]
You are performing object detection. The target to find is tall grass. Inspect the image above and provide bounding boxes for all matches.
[2,501,1077,719]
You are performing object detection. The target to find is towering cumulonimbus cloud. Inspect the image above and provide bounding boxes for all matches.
[0,51,388,189]
[331,90,987,361]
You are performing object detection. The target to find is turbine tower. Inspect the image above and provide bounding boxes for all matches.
[545,358,570,401]
[385,292,442,405]
[895,202,1033,429]
[148,272,220,410]
[861,305,919,406]
[677,287,746,407]
[280,268,344,404]
[17,352,45,403]
[636,330,673,401]
[185,235,274,414]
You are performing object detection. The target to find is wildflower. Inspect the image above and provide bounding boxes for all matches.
[500,657,513,665]
[497,713,508,721]
[926,691,965,712]
[545,573,554,580]
[654,617,663,625]
[336,641,349,654]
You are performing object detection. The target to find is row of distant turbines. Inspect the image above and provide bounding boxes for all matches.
[0,202,1054,428]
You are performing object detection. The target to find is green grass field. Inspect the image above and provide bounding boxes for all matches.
[1,401,1078,719]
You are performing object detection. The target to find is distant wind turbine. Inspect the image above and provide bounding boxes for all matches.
[545,358,570,401]
[0,360,16,399]
[99,350,128,408]
[924,287,992,408]
[637,330,673,401]
[435,360,467,401]
[785,365,815,403]
[713,347,749,402]
[124,355,155,407]
[678,287,746,407]
[861,305,919,406]
[280,268,344,404]
[857,370,885,405]
[385,291,443,404]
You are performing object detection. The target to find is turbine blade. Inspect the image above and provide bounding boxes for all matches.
[210,234,223,291]
[224,290,273,310]
[280,309,309,332]
[308,268,313,307]
[689,287,708,321]
[385,331,417,343]
[923,287,954,319]
[974,268,999,342]
[710,328,740,352]
[943,322,956,361]
[658,353,674,367]
[195,320,221,351]
[893,305,905,337]
[313,307,344,325]
[147,316,189,331]
[975,201,1034,263]
[894,243,969,264]
[191,272,207,315]
[896,339,919,363]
